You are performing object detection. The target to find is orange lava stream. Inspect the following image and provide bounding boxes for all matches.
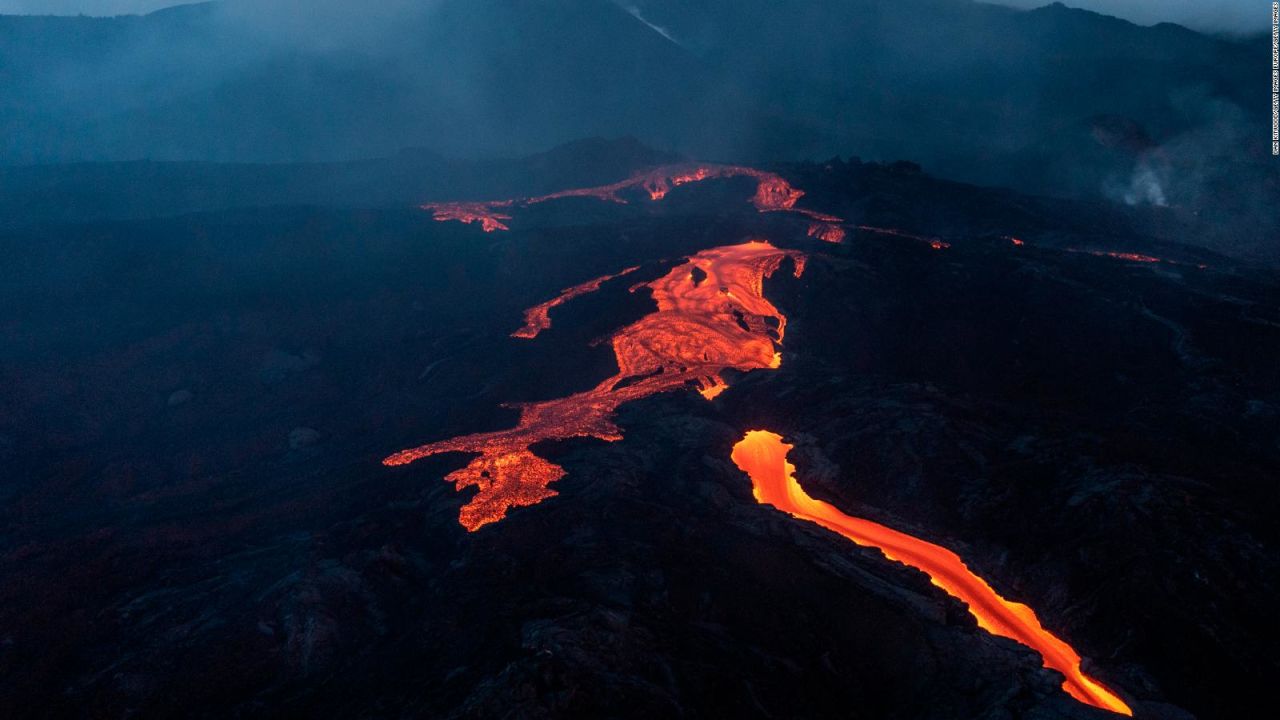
[807,222,847,244]
[855,224,949,249]
[730,430,1133,716]
[512,266,640,339]
[1070,249,1162,263]
[1064,248,1207,269]
[384,241,805,530]
[421,163,844,234]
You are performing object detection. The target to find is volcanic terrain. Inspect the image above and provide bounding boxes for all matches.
[1,140,1276,719]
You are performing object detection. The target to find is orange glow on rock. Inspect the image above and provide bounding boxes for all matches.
[512,266,640,339]
[384,242,805,530]
[697,377,729,400]
[807,222,847,244]
[1072,249,1162,263]
[421,164,842,232]
[1065,249,1207,269]
[854,225,951,249]
[420,201,514,232]
[729,430,1133,716]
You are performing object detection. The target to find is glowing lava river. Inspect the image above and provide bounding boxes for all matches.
[384,241,805,530]
[387,164,1132,715]
[730,430,1133,716]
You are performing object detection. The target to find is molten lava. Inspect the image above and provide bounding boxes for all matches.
[855,225,949,249]
[807,222,847,244]
[403,169,1137,715]
[420,201,514,232]
[384,242,805,530]
[730,430,1133,716]
[1064,248,1209,268]
[1071,249,1162,263]
[421,163,844,233]
[512,266,639,339]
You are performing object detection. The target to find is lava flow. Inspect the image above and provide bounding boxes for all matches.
[807,222,847,244]
[855,224,949,249]
[512,266,639,339]
[420,201,514,232]
[1068,249,1209,269]
[730,430,1133,716]
[421,163,844,233]
[1071,249,1162,263]
[384,241,805,530]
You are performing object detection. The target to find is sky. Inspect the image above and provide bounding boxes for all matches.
[0,0,1265,34]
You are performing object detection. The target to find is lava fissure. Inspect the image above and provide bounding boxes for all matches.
[1063,248,1207,269]
[1071,249,1161,263]
[729,430,1133,716]
[384,241,805,530]
[854,224,950,249]
[421,163,843,233]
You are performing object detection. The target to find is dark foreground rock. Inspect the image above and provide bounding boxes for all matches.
[1,152,1275,719]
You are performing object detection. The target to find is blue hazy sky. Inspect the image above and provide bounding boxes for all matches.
[0,1,1265,34]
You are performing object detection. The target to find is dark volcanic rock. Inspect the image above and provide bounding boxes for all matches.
[0,148,1274,719]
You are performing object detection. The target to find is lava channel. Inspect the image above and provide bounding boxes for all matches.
[512,266,640,339]
[730,430,1133,716]
[422,163,844,234]
[384,241,805,530]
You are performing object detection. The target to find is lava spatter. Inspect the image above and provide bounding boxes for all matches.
[512,266,640,339]
[384,241,805,530]
[730,430,1133,717]
[421,163,844,232]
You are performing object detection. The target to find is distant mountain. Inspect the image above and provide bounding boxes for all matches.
[0,0,711,164]
[0,0,1272,254]
[637,0,1262,177]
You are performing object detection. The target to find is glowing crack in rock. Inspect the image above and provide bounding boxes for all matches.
[1063,248,1207,268]
[730,430,1133,716]
[855,224,950,249]
[807,222,847,244]
[421,163,844,232]
[384,241,805,530]
[512,266,640,339]
[1070,249,1161,263]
